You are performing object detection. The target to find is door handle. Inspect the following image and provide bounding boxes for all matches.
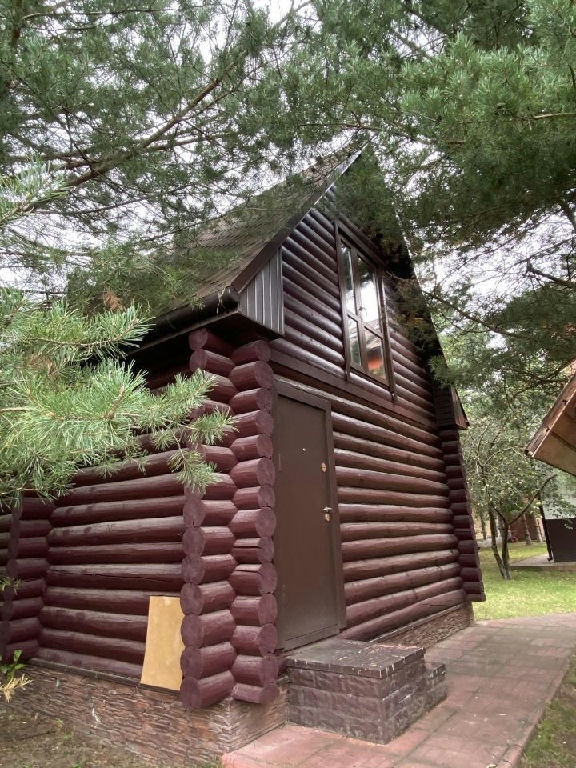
[323,506,332,522]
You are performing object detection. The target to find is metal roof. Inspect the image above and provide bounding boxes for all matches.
[526,370,576,476]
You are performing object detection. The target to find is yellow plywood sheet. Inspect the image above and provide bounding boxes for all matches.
[140,596,184,691]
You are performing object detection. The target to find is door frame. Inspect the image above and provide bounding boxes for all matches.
[273,379,347,647]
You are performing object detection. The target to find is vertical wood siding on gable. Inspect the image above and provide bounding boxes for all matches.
[239,250,285,335]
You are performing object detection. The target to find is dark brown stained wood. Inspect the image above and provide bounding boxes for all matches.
[333,433,444,471]
[231,434,274,462]
[5,617,41,643]
[39,607,147,642]
[332,413,442,459]
[181,611,235,648]
[8,537,48,559]
[73,450,182,486]
[230,563,277,596]
[48,517,185,546]
[233,410,274,438]
[232,681,279,705]
[341,522,453,541]
[338,487,450,508]
[183,498,236,527]
[336,466,449,496]
[4,640,39,662]
[283,272,343,327]
[342,549,459,582]
[341,534,458,562]
[338,504,452,524]
[346,577,463,626]
[232,537,274,564]
[281,260,341,315]
[234,486,275,510]
[20,498,54,519]
[44,587,161,615]
[203,474,236,500]
[229,508,276,537]
[1,578,44,600]
[272,339,344,378]
[231,340,272,365]
[180,582,235,615]
[180,671,234,709]
[12,520,52,538]
[232,654,279,686]
[51,496,186,526]
[344,563,461,604]
[58,473,183,505]
[232,624,277,655]
[2,597,44,621]
[7,558,48,580]
[188,328,234,355]
[46,563,183,591]
[230,362,274,391]
[283,326,343,367]
[180,642,236,678]
[231,595,278,626]
[230,389,273,415]
[40,628,145,664]
[284,296,343,346]
[189,349,235,377]
[334,446,445,482]
[230,458,275,488]
[36,647,142,679]
[182,526,235,556]
[340,589,466,641]
[181,554,236,584]
[47,542,184,565]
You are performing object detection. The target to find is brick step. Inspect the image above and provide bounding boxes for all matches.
[286,638,446,743]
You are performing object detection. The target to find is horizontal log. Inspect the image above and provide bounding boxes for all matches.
[51,496,186,526]
[180,582,235,615]
[182,527,235,557]
[333,433,444,473]
[6,559,48,580]
[231,341,271,365]
[17,520,52,538]
[230,388,273,415]
[283,326,343,367]
[234,486,275,510]
[44,587,159,615]
[2,596,44,621]
[231,563,277,596]
[180,642,236,678]
[180,671,234,709]
[230,362,274,391]
[58,474,183,505]
[341,522,453,541]
[345,563,462,605]
[9,537,49,559]
[341,589,466,641]
[292,220,337,275]
[282,243,340,303]
[332,414,441,461]
[231,434,274,462]
[6,617,41,643]
[338,504,452,524]
[283,292,343,342]
[230,458,275,488]
[182,555,236,585]
[343,549,459,581]
[46,563,183,591]
[3,640,39,662]
[181,610,235,648]
[74,450,182,486]
[183,498,236,527]
[207,374,238,403]
[231,594,278,626]
[48,517,185,547]
[20,498,54,519]
[189,349,234,378]
[35,647,142,679]
[40,628,145,665]
[338,487,451,509]
[233,411,274,439]
[47,542,183,565]
[232,654,279,686]
[229,508,276,538]
[346,577,463,627]
[232,623,277,655]
[271,339,344,378]
[336,466,449,496]
[1,578,44,601]
[283,271,342,326]
[198,446,237,473]
[40,606,148,642]
[232,681,279,705]
[188,329,234,356]
[232,538,274,564]
[341,534,458,562]
[334,446,445,483]
[203,474,236,501]
[0,513,12,533]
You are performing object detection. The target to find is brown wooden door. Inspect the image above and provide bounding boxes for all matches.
[274,389,342,649]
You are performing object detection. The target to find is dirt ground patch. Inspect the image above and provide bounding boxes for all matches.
[0,704,169,768]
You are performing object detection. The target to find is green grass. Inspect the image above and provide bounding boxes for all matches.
[474,543,576,621]
[520,656,576,768]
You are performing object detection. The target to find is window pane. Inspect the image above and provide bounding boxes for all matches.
[365,329,387,380]
[357,258,380,326]
[340,244,356,313]
[348,317,362,368]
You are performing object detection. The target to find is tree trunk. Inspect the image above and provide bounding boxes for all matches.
[500,520,512,580]
[489,508,508,579]
[480,514,487,541]
[523,514,532,546]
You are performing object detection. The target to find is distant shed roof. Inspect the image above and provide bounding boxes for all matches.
[527,370,576,476]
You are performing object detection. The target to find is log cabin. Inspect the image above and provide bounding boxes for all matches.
[0,150,484,763]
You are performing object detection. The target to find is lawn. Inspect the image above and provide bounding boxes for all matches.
[474,542,576,621]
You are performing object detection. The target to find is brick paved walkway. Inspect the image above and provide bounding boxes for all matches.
[222,613,576,768]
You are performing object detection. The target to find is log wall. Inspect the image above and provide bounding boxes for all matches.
[269,200,483,643]
[182,331,279,709]
[0,495,54,663]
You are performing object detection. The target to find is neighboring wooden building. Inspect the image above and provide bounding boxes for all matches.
[1,152,484,762]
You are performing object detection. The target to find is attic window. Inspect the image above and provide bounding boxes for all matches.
[338,237,391,386]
